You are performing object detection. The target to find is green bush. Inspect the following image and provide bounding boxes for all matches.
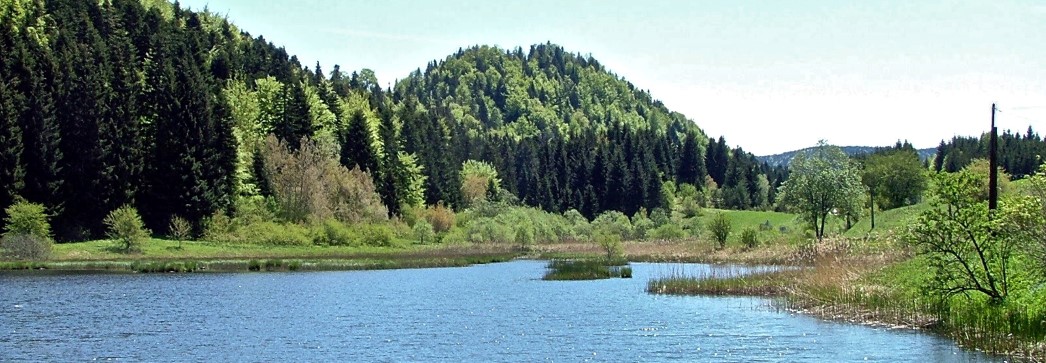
[104,205,150,253]
[413,219,436,244]
[741,227,759,249]
[648,223,686,240]
[4,201,50,239]
[595,230,624,260]
[707,213,732,249]
[313,219,357,246]
[592,211,633,241]
[168,216,192,241]
[240,221,311,246]
[359,224,395,247]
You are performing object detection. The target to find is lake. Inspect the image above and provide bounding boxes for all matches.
[0,260,999,362]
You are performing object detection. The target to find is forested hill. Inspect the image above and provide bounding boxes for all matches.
[0,0,775,241]
[758,145,936,167]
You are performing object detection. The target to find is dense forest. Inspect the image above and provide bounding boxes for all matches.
[0,0,779,241]
[932,128,1046,178]
[3,0,1040,243]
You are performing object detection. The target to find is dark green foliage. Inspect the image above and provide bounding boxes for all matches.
[933,130,1046,179]
[339,109,378,173]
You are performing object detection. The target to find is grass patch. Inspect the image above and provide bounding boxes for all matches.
[543,258,632,280]
[648,267,798,296]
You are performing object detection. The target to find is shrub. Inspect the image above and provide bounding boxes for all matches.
[592,211,633,241]
[1,234,51,260]
[424,203,455,233]
[203,211,235,242]
[359,224,395,247]
[683,217,703,238]
[168,216,192,241]
[648,223,686,240]
[240,221,311,246]
[631,214,654,240]
[104,205,150,253]
[413,219,436,244]
[741,227,759,249]
[595,230,624,260]
[4,201,50,239]
[707,213,732,249]
[515,223,535,251]
[313,219,357,246]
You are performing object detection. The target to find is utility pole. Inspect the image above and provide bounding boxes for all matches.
[989,103,998,212]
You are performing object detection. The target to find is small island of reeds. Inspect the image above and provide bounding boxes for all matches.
[542,258,632,280]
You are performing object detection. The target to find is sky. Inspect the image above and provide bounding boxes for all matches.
[179,0,1046,155]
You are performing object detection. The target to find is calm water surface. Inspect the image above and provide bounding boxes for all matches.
[1,260,1000,362]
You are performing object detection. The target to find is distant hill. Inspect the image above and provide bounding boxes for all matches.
[757,146,936,167]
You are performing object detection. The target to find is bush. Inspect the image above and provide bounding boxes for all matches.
[648,224,686,240]
[1,234,51,260]
[4,201,50,239]
[413,219,436,244]
[741,227,759,249]
[707,213,732,249]
[313,219,357,246]
[592,211,633,241]
[359,224,395,247]
[595,230,624,260]
[240,221,311,246]
[168,216,192,241]
[424,203,456,233]
[104,205,150,253]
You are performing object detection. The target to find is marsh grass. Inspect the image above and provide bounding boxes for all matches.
[647,266,798,296]
[543,258,632,280]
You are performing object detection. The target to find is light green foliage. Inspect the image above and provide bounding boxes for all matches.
[3,200,50,239]
[514,223,535,250]
[397,152,427,209]
[460,159,501,207]
[592,210,633,241]
[707,213,732,249]
[669,182,702,218]
[630,209,654,240]
[2,200,52,259]
[1,0,52,45]
[104,205,150,253]
[753,175,771,210]
[595,230,623,260]
[862,149,929,210]
[906,170,1024,302]
[562,209,591,240]
[683,217,703,238]
[741,227,759,249]
[1008,163,1046,276]
[168,216,192,241]
[239,221,312,246]
[962,159,1013,200]
[413,219,436,244]
[648,223,686,240]
[778,141,866,240]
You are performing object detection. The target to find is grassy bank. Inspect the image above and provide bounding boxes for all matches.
[647,240,1046,361]
[0,239,520,273]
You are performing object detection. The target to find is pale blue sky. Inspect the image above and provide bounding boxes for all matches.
[180,0,1046,155]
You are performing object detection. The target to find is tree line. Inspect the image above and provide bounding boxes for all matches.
[0,0,783,241]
